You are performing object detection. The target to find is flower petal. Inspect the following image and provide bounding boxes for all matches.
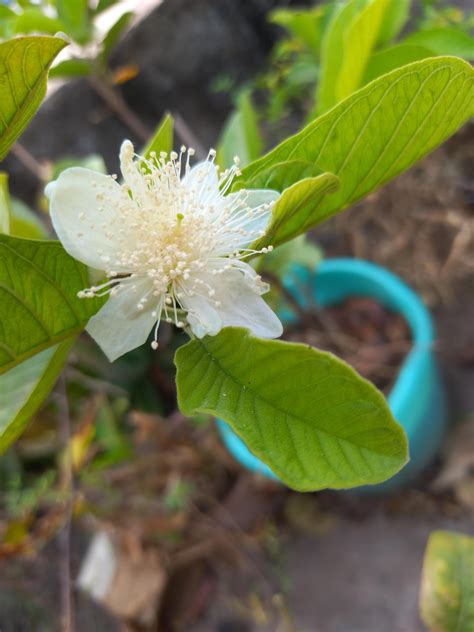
[182,161,219,204]
[47,167,130,271]
[177,291,222,339]
[86,276,159,361]
[180,263,282,340]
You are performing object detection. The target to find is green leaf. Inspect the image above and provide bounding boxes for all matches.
[363,43,434,85]
[420,530,474,632]
[334,0,391,106]
[12,9,65,36]
[49,58,93,78]
[254,173,340,249]
[143,112,174,159]
[0,234,103,375]
[217,91,263,168]
[270,6,329,57]
[316,0,368,115]
[56,0,90,44]
[0,36,68,162]
[403,27,474,60]
[94,0,121,14]
[0,173,11,235]
[100,11,132,62]
[377,0,411,45]
[175,328,408,491]
[0,339,74,455]
[242,57,474,228]
[315,0,391,114]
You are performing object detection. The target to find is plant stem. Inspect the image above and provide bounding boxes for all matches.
[89,74,151,142]
[58,375,74,632]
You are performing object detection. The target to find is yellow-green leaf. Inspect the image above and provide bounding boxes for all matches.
[420,531,474,632]
[0,36,68,161]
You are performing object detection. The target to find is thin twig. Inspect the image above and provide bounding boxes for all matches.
[58,375,74,632]
[11,143,50,183]
[89,75,151,142]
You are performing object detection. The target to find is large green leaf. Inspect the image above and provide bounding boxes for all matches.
[403,27,474,61]
[420,531,474,632]
[217,91,263,168]
[0,235,103,375]
[363,43,434,85]
[175,328,408,491]
[0,36,67,161]
[242,57,474,229]
[0,339,74,455]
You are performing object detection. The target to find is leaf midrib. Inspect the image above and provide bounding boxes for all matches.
[195,336,400,459]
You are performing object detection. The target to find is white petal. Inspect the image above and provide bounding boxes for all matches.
[214,266,282,338]
[48,167,130,271]
[180,263,282,340]
[182,161,219,204]
[178,291,222,339]
[221,189,279,248]
[86,276,159,361]
[119,140,148,205]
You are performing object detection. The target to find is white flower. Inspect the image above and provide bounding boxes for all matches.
[45,141,283,361]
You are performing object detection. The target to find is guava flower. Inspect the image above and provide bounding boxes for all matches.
[45,141,283,361]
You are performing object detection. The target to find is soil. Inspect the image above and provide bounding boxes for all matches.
[284,297,412,394]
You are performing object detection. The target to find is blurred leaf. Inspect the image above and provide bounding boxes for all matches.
[0,173,11,235]
[334,0,390,105]
[377,0,411,45]
[51,154,107,180]
[111,63,139,85]
[56,0,90,44]
[363,43,434,85]
[217,91,262,168]
[94,0,121,14]
[242,58,474,230]
[176,327,408,491]
[50,58,93,78]
[13,9,65,36]
[9,198,47,239]
[101,11,132,62]
[0,340,74,455]
[0,235,104,375]
[92,398,132,468]
[420,530,474,632]
[0,6,15,37]
[316,0,370,115]
[0,36,67,162]
[270,6,330,57]
[143,112,174,159]
[403,27,474,60]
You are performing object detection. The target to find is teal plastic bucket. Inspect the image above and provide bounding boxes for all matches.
[217,258,448,490]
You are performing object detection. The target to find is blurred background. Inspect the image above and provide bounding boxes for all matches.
[0,1,473,630]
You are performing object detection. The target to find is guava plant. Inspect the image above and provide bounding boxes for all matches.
[0,34,473,492]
